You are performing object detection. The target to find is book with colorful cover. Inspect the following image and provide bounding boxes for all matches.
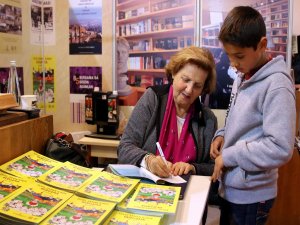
[0,181,72,224]
[77,171,140,203]
[103,210,162,225]
[0,171,29,203]
[127,183,181,215]
[0,150,62,180]
[40,195,116,225]
[116,188,164,217]
[38,161,99,193]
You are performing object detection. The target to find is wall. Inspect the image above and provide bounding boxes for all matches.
[0,0,299,133]
[0,0,113,133]
[48,1,113,133]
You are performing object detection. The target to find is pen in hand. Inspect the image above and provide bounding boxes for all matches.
[156,142,172,177]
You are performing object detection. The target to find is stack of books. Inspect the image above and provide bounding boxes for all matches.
[37,161,99,193]
[0,150,182,224]
[0,181,73,224]
[0,150,63,180]
[76,171,139,203]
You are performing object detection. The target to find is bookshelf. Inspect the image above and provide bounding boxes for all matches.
[255,0,289,59]
[116,0,196,103]
[201,23,222,49]
[201,0,289,60]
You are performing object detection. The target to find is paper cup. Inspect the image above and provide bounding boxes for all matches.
[20,95,37,109]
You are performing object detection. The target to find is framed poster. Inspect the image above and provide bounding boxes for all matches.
[69,0,103,55]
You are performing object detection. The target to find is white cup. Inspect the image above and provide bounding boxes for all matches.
[20,95,37,109]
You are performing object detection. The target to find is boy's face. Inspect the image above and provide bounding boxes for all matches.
[222,37,268,74]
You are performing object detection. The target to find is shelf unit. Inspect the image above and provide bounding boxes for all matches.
[201,23,222,49]
[116,0,196,99]
[201,0,289,60]
[255,0,289,58]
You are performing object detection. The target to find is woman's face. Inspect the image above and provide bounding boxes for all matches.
[172,63,208,112]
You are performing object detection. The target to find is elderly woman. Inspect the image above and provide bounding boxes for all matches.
[117,46,217,178]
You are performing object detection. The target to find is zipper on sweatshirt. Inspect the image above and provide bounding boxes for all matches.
[224,74,245,126]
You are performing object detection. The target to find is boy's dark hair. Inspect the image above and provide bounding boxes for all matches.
[218,6,266,50]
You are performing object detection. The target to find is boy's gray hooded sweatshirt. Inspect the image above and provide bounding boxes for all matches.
[214,55,296,204]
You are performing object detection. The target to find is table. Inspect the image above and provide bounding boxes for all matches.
[79,137,119,159]
[79,137,211,224]
[165,175,211,225]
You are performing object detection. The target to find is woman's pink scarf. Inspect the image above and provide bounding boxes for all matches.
[157,85,196,163]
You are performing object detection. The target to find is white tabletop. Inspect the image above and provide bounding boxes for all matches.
[165,175,211,225]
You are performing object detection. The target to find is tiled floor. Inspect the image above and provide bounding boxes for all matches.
[206,205,220,225]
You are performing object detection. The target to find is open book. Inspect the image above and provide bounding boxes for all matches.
[108,164,186,184]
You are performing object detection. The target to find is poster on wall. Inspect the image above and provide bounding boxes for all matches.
[70,66,102,94]
[32,55,56,111]
[30,0,56,46]
[114,0,197,106]
[70,66,102,123]
[201,0,291,109]
[0,67,24,94]
[69,0,102,55]
[0,0,22,54]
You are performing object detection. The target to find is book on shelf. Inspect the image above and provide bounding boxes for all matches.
[140,75,153,88]
[0,150,63,180]
[0,181,72,225]
[40,195,116,225]
[126,182,181,215]
[76,171,140,203]
[0,171,29,203]
[38,161,99,193]
[103,210,162,225]
[182,14,194,27]
[154,77,164,86]
[108,164,186,184]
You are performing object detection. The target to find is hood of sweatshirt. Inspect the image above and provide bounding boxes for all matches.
[243,55,293,85]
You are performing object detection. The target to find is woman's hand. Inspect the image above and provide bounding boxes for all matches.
[210,136,224,159]
[146,155,172,178]
[171,162,196,176]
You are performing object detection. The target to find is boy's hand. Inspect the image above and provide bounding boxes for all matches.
[210,136,224,159]
[211,155,224,182]
[171,162,195,176]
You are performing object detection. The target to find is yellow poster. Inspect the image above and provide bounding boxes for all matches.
[31,55,56,111]
[0,0,22,53]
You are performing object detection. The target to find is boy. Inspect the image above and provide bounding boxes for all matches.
[210,6,296,225]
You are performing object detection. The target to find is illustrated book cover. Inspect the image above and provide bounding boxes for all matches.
[103,210,162,225]
[117,188,164,217]
[108,164,186,184]
[0,181,72,224]
[40,195,116,225]
[126,182,181,215]
[0,171,28,203]
[38,161,99,193]
[0,150,62,180]
[77,171,140,203]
